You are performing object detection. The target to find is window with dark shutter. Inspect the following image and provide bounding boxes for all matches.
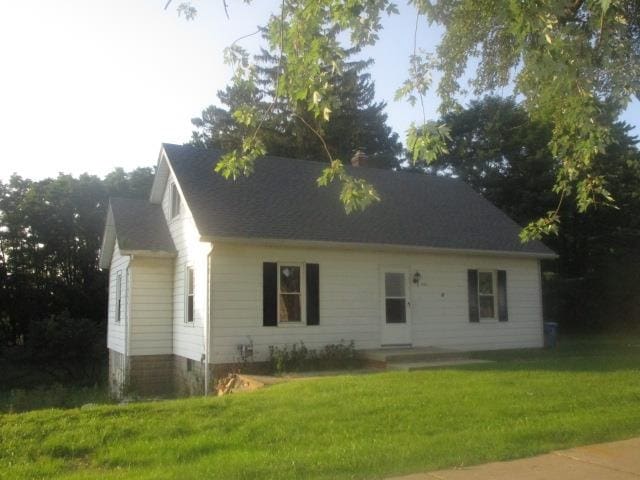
[263,262,278,327]
[306,263,319,325]
[497,270,508,322]
[468,269,479,322]
[186,266,194,323]
[116,271,122,323]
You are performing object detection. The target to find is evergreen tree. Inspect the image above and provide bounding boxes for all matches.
[192,48,402,169]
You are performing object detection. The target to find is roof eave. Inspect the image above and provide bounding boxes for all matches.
[149,145,171,204]
[98,205,116,269]
[201,235,558,260]
[121,249,177,258]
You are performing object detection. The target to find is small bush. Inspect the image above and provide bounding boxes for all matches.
[0,383,112,413]
[268,340,360,374]
[318,341,358,368]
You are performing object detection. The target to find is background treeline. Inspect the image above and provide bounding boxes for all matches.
[0,168,154,387]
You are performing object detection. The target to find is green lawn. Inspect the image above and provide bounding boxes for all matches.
[2,336,640,480]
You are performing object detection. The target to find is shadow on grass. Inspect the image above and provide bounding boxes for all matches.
[464,335,640,373]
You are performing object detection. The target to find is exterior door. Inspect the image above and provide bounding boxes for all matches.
[381,269,411,346]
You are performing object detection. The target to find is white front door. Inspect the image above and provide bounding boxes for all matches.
[381,269,412,346]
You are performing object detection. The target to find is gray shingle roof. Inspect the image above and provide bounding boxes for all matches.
[110,197,176,253]
[163,143,554,257]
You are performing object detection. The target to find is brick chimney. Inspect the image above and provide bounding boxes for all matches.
[350,149,368,167]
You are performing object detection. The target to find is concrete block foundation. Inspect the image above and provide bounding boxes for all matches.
[108,349,213,398]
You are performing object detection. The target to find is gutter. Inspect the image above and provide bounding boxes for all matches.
[199,235,559,260]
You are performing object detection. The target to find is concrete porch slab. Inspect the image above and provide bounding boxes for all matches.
[359,346,466,364]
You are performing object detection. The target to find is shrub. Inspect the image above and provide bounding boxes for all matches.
[24,312,106,384]
[268,340,360,374]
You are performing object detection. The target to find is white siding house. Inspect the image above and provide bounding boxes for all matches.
[106,241,128,354]
[209,243,543,365]
[100,143,555,397]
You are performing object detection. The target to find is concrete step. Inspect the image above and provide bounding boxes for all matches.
[386,358,494,371]
[384,351,472,364]
[359,347,471,364]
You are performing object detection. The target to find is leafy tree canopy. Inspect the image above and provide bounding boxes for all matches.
[428,96,640,261]
[0,167,154,349]
[172,0,640,239]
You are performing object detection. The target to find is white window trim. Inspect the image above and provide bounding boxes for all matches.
[115,270,122,324]
[185,265,195,325]
[277,262,306,326]
[477,270,498,321]
[170,183,181,219]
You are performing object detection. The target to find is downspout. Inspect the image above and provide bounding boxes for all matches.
[538,259,545,345]
[204,244,214,395]
[125,260,132,390]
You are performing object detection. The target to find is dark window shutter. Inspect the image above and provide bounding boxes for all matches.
[468,269,479,323]
[263,262,277,327]
[497,270,508,322]
[306,263,320,325]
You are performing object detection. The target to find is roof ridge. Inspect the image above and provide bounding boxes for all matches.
[162,142,460,183]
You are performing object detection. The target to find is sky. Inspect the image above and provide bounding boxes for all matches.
[0,0,638,181]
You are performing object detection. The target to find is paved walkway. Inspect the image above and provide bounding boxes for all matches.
[388,438,640,479]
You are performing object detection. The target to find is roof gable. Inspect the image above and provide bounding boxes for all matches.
[99,197,176,269]
[162,143,555,258]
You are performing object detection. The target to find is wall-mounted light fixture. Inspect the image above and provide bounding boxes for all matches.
[412,271,422,285]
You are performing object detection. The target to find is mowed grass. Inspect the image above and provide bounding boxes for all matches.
[2,337,640,480]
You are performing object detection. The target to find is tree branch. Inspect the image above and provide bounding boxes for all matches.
[561,0,585,21]
[223,0,230,19]
[292,113,333,162]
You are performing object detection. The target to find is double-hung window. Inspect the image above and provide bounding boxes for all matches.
[186,267,194,323]
[478,271,496,319]
[278,264,302,323]
[116,271,122,323]
[170,183,181,218]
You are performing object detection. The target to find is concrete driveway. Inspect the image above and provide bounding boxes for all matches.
[389,438,640,479]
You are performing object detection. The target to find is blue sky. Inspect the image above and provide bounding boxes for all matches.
[0,0,638,181]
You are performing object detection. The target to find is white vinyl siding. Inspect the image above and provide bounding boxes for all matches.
[161,171,210,361]
[107,242,129,353]
[128,256,174,355]
[210,242,544,364]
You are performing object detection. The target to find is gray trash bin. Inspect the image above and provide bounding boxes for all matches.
[544,322,558,348]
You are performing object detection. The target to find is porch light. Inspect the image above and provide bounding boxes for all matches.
[412,271,422,285]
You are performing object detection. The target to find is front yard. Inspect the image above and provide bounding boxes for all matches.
[2,336,640,479]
